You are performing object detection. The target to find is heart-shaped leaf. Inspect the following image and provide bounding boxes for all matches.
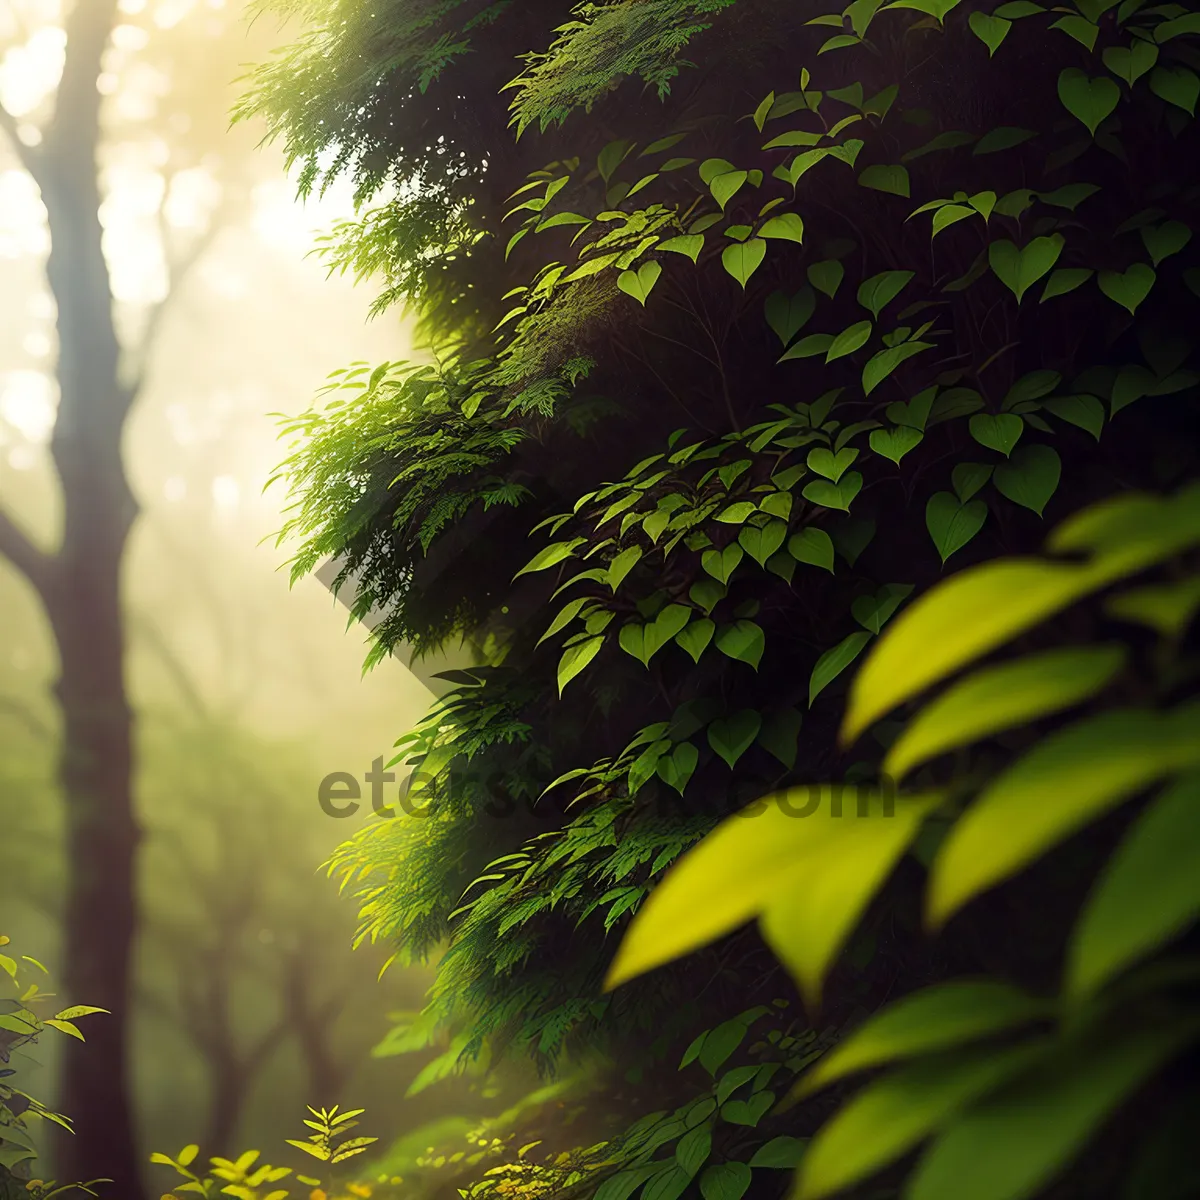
[869,426,924,464]
[710,169,749,209]
[885,386,936,431]
[969,413,1024,457]
[759,708,804,768]
[952,463,992,503]
[765,287,816,346]
[617,261,662,306]
[810,631,873,705]
[857,270,915,319]
[826,320,873,363]
[721,1093,775,1128]
[926,493,988,563]
[708,710,764,769]
[702,543,744,585]
[993,444,1062,516]
[968,10,1011,53]
[656,742,699,795]
[658,234,705,262]
[1058,68,1120,135]
[808,447,859,482]
[1140,220,1191,266]
[1044,395,1105,440]
[715,620,765,669]
[722,239,767,288]
[1102,40,1158,86]
[1149,65,1200,115]
[738,519,788,566]
[1098,262,1156,314]
[988,235,1065,301]
[676,618,716,663]
[807,259,844,298]
[759,212,805,243]
[803,472,863,512]
[858,164,910,197]
[852,583,915,634]
[700,1163,752,1200]
[789,528,836,572]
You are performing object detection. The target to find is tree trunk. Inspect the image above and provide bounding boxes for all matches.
[34,3,144,1195]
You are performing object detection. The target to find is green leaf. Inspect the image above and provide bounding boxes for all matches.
[1069,771,1200,996]
[643,1166,692,1200]
[675,1124,712,1177]
[765,287,816,346]
[969,413,1024,457]
[759,212,805,243]
[1141,220,1191,267]
[803,472,863,511]
[862,341,933,395]
[716,501,758,525]
[968,10,1012,53]
[1103,39,1158,86]
[690,578,725,614]
[858,270,915,318]
[700,1018,752,1074]
[884,0,964,22]
[807,259,844,298]
[709,711,764,770]
[798,981,1049,1098]
[993,444,1062,516]
[842,560,1103,742]
[677,619,716,663]
[869,425,923,464]
[858,164,910,197]
[928,706,1200,925]
[657,742,699,795]
[826,320,873,363]
[721,1092,775,1127]
[617,261,662,306]
[749,1137,808,1169]
[598,139,635,183]
[699,1163,751,1200]
[797,1043,1048,1200]
[953,463,992,502]
[884,645,1126,781]
[722,239,767,288]
[1041,267,1094,303]
[759,707,804,768]
[1051,12,1099,48]
[702,543,744,585]
[924,493,986,565]
[808,447,859,483]
[908,1024,1200,1200]
[1105,576,1200,638]
[779,333,834,361]
[852,583,915,634]
[622,604,694,666]
[558,635,604,694]
[608,546,644,590]
[759,790,945,1004]
[1149,65,1200,114]
[1044,394,1104,439]
[810,631,873,705]
[715,620,766,669]
[988,235,1065,302]
[710,169,749,209]
[739,519,788,567]
[659,234,705,262]
[516,538,583,578]
[1058,68,1121,135]
[789,528,835,572]
[972,126,1036,154]
[1154,11,1200,40]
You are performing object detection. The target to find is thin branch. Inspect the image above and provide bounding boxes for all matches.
[0,503,55,597]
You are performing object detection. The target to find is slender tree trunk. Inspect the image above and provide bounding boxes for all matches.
[33,3,143,1195]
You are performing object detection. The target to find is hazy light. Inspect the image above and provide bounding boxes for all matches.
[0,369,57,443]
[163,476,187,502]
[21,332,52,359]
[211,475,240,510]
[0,169,48,259]
[0,25,66,118]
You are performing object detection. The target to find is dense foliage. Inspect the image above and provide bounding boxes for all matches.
[245,0,1200,1197]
